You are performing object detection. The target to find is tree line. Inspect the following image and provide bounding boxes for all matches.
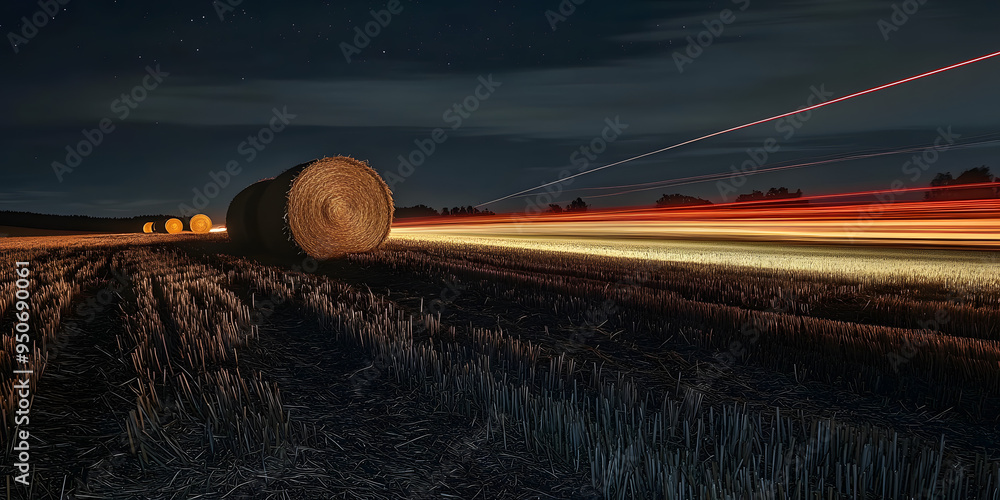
[0,211,175,233]
[393,205,496,219]
[394,165,997,218]
[925,166,999,200]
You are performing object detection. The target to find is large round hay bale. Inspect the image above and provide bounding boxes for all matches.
[226,178,272,249]
[142,222,154,233]
[256,161,313,256]
[165,218,184,234]
[255,156,393,260]
[189,214,212,233]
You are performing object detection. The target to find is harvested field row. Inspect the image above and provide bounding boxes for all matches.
[3,233,998,499]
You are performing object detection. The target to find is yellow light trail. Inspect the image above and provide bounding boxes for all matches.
[395,198,1000,249]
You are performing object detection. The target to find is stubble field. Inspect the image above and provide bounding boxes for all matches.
[1,232,999,499]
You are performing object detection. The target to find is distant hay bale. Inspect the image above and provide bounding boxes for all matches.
[226,178,272,249]
[165,218,184,234]
[253,156,394,259]
[189,214,212,233]
[151,217,173,233]
[142,222,154,233]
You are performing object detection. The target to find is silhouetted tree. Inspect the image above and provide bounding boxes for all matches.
[546,204,563,214]
[734,190,765,202]
[438,206,494,217]
[0,211,176,233]
[955,166,994,184]
[926,166,999,200]
[656,193,713,207]
[394,204,439,218]
[735,187,803,203]
[565,197,589,212]
[930,172,955,187]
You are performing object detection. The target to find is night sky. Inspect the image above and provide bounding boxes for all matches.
[1,0,997,222]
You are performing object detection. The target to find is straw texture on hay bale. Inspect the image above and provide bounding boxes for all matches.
[142,222,154,233]
[189,214,212,233]
[165,218,184,234]
[226,178,272,249]
[255,156,394,259]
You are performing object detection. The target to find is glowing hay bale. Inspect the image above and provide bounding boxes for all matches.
[255,156,393,259]
[151,217,173,233]
[226,178,272,249]
[165,218,184,234]
[143,222,154,233]
[189,214,212,233]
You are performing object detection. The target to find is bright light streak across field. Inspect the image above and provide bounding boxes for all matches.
[389,233,1000,286]
[398,194,1000,249]
[476,50,1000,208]
[390,231,1000,289]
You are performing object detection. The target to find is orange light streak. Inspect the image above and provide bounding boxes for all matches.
[397,192,1000,249]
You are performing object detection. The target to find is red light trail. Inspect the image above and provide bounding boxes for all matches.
[476,50,1000,208]
[399,183,1000,249]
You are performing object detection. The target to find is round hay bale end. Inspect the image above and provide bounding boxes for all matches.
[189,214,212,233]
[255,156,393,260]
[165,218,184,234]
[151,217,174,233]
[226,178,273,250]
[142,222,154,233]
